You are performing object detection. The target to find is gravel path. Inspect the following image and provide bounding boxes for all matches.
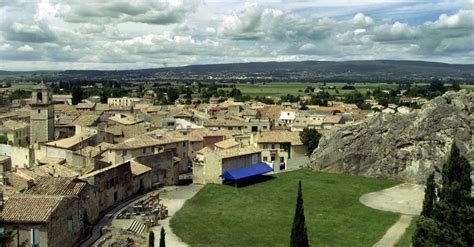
[374,215,414,247]
[151,184,203,247]
[360,183,424,215]
[360,183,424,247]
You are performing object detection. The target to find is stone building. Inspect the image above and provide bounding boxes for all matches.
[254,130,308,171]
[79,161,134,213]
[133,150,180,186]
[193,145,262,184]
[1,177,98,247]
[30,82,54,144]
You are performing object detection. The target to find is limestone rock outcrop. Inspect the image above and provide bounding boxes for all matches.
[306,90,473,183]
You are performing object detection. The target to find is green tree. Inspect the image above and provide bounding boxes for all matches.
[421,173,436,218]
[149,230,155,247]
[290,181,309,247]
[0,135,7,144]
[300,128,322,155]
[435,143,473,245]
[160,227,166,247]
[412,143,473,246]
[72,86,84,105]
[166,87,179,104]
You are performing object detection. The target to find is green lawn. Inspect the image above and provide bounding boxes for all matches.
[171,170,401,247]
[9,82,34,90]
[395,217,418,247]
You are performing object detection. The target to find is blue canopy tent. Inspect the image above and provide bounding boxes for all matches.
[221,163,274,188]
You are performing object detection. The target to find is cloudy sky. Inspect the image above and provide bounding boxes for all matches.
[0,0,473,71]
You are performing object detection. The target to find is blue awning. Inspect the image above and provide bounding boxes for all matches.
[221,163,274,180]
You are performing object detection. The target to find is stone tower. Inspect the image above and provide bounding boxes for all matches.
[30,82,54,144]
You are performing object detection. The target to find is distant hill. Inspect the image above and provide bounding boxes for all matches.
[1,60,473,83]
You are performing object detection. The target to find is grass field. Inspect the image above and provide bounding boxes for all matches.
[9,82,34,90]
[171,170,401,247]
[233,82,399,97]
[233,82,474,97]
[395,217,418,247]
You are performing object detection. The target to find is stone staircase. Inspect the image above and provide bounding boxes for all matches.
[128,220,146,235]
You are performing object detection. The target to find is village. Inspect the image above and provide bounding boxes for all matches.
[0,80,430,246]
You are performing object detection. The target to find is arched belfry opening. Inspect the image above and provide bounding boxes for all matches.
[37,92,43,103]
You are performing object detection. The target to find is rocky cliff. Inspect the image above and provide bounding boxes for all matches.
[306,90,473,183]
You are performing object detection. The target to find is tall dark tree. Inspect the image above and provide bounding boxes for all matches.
[413,143,473,246]
[160,227,166,247]
[166,87,179,104]
[421,173,436,218]
[149,230,155,247]
[291,181,309,247]
[435,143,473,245]
[72,86,84,105]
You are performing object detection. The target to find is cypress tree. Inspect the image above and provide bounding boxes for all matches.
[159,227,166,247]
[290,181,310,247]
[421,172,436,218]
[413,142,473,246]
[149,230,155,247]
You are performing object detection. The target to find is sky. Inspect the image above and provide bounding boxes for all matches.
[0,0,473,71]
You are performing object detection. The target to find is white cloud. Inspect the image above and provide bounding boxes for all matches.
[0,0,472,70]
[18,44,34,51]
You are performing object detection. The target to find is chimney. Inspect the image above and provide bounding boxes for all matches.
[52,165,58,177]
[27,179,35,189]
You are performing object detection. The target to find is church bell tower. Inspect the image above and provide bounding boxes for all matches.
[30,82,54,144]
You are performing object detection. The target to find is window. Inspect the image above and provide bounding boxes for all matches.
[263,144,268,149]
[67,218,73,233]
[143,148,146,154]
[263,157,268,162]
[271,144,275,149]
[183,152,186,157]
[122,150,128,156]
[31,228,40,246]
[37,109,40,114]
[182,142,186,147]
[280,157,284,163]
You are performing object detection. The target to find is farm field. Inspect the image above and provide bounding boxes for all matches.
[171,169,402,247]
[230,82,474,97]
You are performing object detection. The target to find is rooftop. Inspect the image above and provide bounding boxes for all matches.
[199,145,261,159]
[0,120,29,131]
[45,131,96,149]
[255,130,304,145]
[109,130,187,150]
[24,177,87,196]
[1,195,69,223]
[130,161,152,176]
[214,139,240,149]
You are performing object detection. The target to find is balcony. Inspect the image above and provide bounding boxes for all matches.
[268,148,285,155]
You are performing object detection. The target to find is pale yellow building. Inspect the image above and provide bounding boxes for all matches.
[254,130,307,171]
[0,120,29,146]
[193,145,262,184]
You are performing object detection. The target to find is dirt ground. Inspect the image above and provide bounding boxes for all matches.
[359,183,424,215]
[360,183,424,246]
[151,184,203,247]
